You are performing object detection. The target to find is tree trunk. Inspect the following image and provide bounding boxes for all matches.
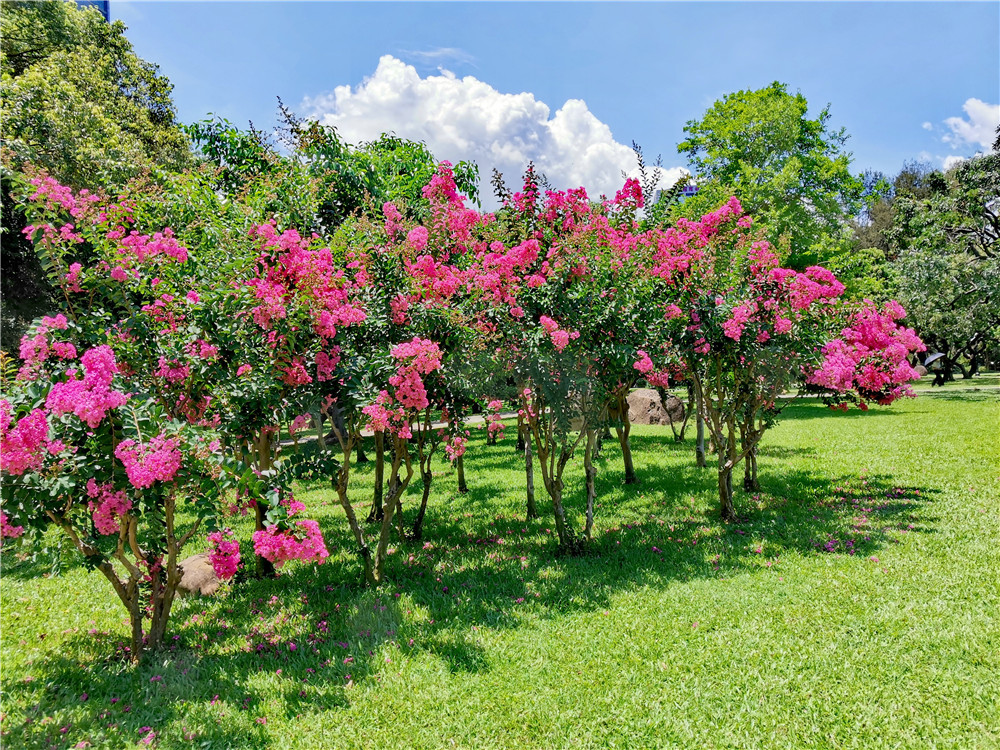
[356,439,369,464]
[457,453,468,493]
[718,425,737,521]
[525,433,538,520]
[374,441,413,584]
[367,432,385,523]
[412,470,432,542]
[614,394,636,484]
[335,450,377,587]
[583,429,597,540]
[253,431,276,577]
[743,444,759,491]
[516,419,525,452]
[695,389,707,468]
[549,478,571,548]
[314,410,326,450]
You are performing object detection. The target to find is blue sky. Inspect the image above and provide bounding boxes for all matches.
[114,1,999,199]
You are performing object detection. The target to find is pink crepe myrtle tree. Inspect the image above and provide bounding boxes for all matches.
[19,172,339,580]
[221,220,366,575]
[471,170,676,550]
[304,165,487,583]
[654,197,924,520]
[2,177,245,661]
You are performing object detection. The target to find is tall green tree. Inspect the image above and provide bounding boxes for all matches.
[676,81,863,267]
[889,151,1000,381]
[1,0,191,351]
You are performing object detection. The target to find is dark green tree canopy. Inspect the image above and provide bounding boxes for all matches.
[1,0,191,351]
[1,0,191,186]
[677,81,862,266]
[888,152,1000,379]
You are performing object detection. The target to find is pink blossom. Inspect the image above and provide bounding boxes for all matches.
[1,404,51,475]
[316,348,341,381]
[155,357,191,383]
[289,413,312,436]
[1,511,25,542]
[407,226,429,252]
[206,528,241,580]
[634,350,654,374]
[281,359,313,386]
[64,263,83,292]
[252,519,329,568]
[114,434,182,489]
[86,479,132,535]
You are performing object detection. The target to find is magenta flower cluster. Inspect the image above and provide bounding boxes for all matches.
[113,434,183,489]
[206,528,241,580]
[252,519,329,568]
[46,346,128,428]
[86,479,132,535]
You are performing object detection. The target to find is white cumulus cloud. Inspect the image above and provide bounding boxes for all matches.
[942,98,999,152]
[941,155,966,171]
[301,55,687,207]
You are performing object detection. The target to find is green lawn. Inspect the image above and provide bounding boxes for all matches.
[2,391,998,749]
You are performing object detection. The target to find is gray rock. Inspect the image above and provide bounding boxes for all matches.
[626,388,686,426]
[176,552,220,597]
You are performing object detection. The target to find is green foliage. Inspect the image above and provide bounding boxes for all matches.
[888,152,1000,377]
[0,0,191,187]
[677,81,863,267]
[187,111,481,234]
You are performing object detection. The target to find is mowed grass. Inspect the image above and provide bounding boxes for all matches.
[2,391,998,749]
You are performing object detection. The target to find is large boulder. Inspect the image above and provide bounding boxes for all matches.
[914,364,928,377]
[176,552,220,597]
[626,388,686,426]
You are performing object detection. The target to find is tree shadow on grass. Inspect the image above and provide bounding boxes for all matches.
[6,441,939,748]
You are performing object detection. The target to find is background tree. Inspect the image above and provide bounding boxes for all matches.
[676,81,863,269]
[1,0,191,352]
[888,151,1000,380]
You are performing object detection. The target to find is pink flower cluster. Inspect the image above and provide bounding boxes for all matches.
[246,223,367,339]
[363,391,412,439]
[722,302,758,341]
[482,399,506,441]
[281,358,313,386]
[252,519,329,568]
[808,301,925,405]
[386,338,443,412]
[115,228,189,268]
[207,528,241,580]
[1,511,25,543]
[184,339,219,361]
[786,266,846,310]
[155,357,191,383]
[17,314,75,379]
[114,434,182,489]
[633,350,654,374]
[316,348,341,381]
[86,479,132,535]
[46,346,128,428]
[539,316,579,352]
[443,434,468,462]
[289,413,313,436]
[0,404,51,475]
